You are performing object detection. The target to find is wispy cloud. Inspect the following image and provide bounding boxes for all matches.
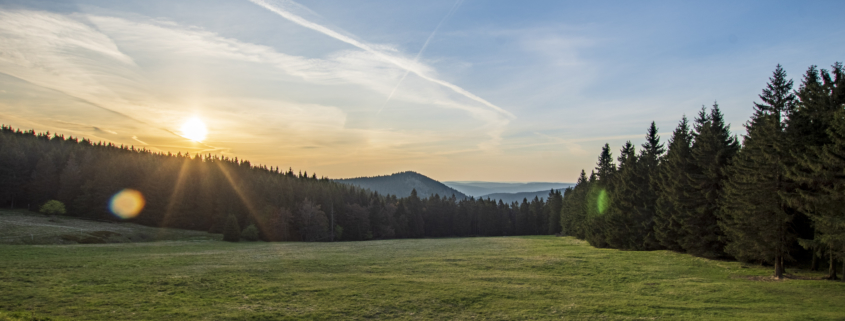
[249,0,515,119]
[131,135,147,145]
[380,0,464,113]
[0,5,517,181]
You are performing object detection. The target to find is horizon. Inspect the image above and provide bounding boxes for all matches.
[1,0,843,182]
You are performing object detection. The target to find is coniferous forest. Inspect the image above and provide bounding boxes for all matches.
[0,128,563,242]
[561,63,845,279]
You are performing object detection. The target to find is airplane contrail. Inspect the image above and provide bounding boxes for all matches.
[248,0,515,119]
[378,0,464,115]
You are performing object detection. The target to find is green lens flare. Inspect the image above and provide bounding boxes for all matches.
[597,189,609,214]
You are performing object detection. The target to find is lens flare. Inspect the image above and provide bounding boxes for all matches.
[110,189,145,219]
[597,189,609,214]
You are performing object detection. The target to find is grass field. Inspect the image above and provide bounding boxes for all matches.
[2,229,844,320]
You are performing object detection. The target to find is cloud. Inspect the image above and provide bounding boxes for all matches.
[0,5,516,175]
[380,0,464,112]
[131,135,147,145]
[93,126,117,134]
[249,0,515,119]
[85,12,508,149]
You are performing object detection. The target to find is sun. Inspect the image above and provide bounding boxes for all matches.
[180,117,208,142]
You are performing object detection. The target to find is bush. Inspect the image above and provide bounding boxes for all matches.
[39,200,66,216]
[223,214,241,242]
[241,224,259,242]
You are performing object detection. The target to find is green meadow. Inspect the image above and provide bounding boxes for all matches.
[1,218,843,320]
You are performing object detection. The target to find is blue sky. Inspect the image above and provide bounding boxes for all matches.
[0,0,842,182]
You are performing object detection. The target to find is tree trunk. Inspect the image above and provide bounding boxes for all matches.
[811,247,819,271]
[828,248,838,280]
[774,254,784,279]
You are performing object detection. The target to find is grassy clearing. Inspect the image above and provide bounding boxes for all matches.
[0,210,220,245]
[0,232,843,320]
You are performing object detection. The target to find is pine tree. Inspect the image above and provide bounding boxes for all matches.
[596,143,616,182]
[518,198,531,235]
[720,65,796,279]
[532,196,546,234]
[583,146,616,247]
[680,103,739,258]
[655,116,694,251]
[604,141,638,248]
[405,189,425,238]
[561,170,589,238]
[637,122,665,249]
[547,189,563,235]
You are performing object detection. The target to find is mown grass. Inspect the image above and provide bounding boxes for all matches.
[1,234,843,320]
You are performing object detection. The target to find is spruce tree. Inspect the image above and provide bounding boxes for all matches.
[720,65,796,279]
[561,170,589,238]
[680,103,739,258]
[636,122,665,250]
[596,143,616,182]
[655,116,694,251]
[786,63,845,280]
[584,146,615,248]
[547,189,563,235]
[606,141,639,249]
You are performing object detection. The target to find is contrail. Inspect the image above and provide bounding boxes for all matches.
[378,0,464,115]
[248,0,515,119]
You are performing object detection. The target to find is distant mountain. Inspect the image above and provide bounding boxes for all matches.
[335,171,467,199]
[478,189,570,204]
[442,181,574,198]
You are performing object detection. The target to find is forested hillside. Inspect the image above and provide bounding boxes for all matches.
[480,188,571,204]
[336,171,467,199]
[560,63,845,280]
[444,181,573,197]
[0,131,565,241]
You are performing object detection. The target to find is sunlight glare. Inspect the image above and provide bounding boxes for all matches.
[110,189,145,219]
[180,117,208,142]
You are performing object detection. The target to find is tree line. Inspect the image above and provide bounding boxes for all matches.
[560,63,845,280]
[0,128,563,241]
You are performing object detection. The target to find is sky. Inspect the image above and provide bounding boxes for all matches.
[0,0,843,182]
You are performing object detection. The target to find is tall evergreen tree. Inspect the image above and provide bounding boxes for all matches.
[547,189,563,235]
[720,65,796,279]
[606,141,639,249]
[636,122,665,250]
[680,103,739,258]
[584,146,615,248]
[561,170,589,238]
[786,63,845,279]
[655,116,694,251]
[596,143,616,183]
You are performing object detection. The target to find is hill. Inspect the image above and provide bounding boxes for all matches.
[479,189,569,204]
[336,171,467,199]
[0,209,220,245]
[443,181,574,197]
